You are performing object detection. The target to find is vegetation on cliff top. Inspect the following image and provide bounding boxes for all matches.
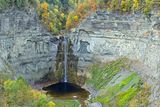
[36,0,160,35]
[36,0,97,34]
[0,0,160,35]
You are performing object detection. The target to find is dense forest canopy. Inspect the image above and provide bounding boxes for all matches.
[0,0,160,34]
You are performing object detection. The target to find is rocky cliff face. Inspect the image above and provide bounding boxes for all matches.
[70,11,160,80]
[0,9,159,82]
[69,11,160,106]
[0,9,60,82]
[0,8,159,106]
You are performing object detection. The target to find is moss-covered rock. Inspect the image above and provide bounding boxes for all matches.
[86,58,151,107]
[86,58,130,90]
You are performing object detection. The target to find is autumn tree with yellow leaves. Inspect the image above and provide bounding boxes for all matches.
[133,0,140,12]
[87,0,97,12]
[36,1,66,34]
[66,12,74,30]
[121,0,127,12]
[40,2,50,25]
[66,0,98,30]
[73,15,79,22]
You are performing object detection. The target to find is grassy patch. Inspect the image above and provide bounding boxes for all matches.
[91,73,141,105]
[115,87,139,107]
[86,58,130,90]
[86,58,151,107]
[55,100,80,107]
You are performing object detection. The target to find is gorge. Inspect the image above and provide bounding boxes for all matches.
[0,1,160,107]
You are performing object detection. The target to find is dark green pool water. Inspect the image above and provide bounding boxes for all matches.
[43,82,90,107]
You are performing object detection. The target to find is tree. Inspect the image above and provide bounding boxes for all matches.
[66,13,73,30]
[144,0,153,15]
[158,2,160,16]
[47,101,55,107]
[121,0,127,12]
[133,0,139,12]
[110,0,119,11]
[126,0,133,12]
[73,15,79,22]
[40,2,50,25]
[41,12,49,24]
[40,1,49,10]
[87,0,97,12]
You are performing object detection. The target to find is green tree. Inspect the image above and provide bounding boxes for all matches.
[144,0,153,15]
[0,0,10,9]
[121,0,127,12]
[133,0,140,12]
[110,0,119,11]
[126,0,133,12]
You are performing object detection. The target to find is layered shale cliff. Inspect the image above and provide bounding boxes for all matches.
[68,11,160,106]
[70,11,160,79]
[0,9,60,82]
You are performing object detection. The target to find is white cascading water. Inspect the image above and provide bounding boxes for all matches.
[64,36,68,82]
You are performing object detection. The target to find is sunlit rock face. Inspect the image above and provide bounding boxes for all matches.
[69,11,160,79]
[0,9,59,82]
[68,11,160,106]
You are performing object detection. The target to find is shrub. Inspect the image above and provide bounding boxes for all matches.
[73,15,79,22]
[133,0,140,12]
[121,0,127,12]
[66,12,74,30]
[143,0,153,15]
[0,0,10,10]
[128,82,151,107]
[41,1,48,10]
[1,77,55,107]
[47,101,55,107]
[126,0,133,12]
[110,0,119,11]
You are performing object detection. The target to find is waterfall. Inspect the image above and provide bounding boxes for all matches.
[64,36,68,82]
